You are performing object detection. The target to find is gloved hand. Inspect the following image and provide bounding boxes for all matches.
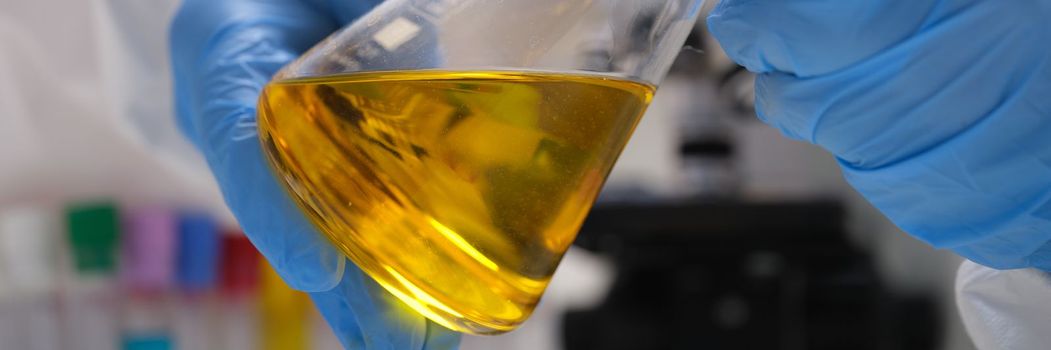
[169,1,460,348]
[708,1,1051,270]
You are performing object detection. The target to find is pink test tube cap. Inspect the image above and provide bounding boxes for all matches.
[122,206,177,293]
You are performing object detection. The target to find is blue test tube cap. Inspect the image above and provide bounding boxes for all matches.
[176,212,220,292]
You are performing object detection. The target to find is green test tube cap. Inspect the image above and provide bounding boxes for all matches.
[66,202,120,273]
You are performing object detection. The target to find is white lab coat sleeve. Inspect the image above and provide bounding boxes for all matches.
[956,260,1051,350]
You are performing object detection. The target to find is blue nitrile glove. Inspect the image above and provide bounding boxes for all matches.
[708,1,1051,270]
[169,1,460,348]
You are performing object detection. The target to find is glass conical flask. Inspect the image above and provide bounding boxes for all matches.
[257,0,704,335]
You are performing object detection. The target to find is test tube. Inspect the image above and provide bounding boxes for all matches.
[64,202,121,350]
[0,206,62,350]
[173,211,221,350]
[120,297,173,350]
[0,252,11,349]
[219,233,260,350]
[120,207,176,350]
[259,260,311,350]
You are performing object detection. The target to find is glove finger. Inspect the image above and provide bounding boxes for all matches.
[170,0,346,291]
[707,0,939,77]
[308,281,366,348]
[750,1,1051,269]
[309,261,462,350]
[743,1,1050,168]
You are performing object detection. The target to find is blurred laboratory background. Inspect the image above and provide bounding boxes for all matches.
[0,0,975,349]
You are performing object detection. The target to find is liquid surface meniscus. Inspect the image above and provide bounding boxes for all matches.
[257,70,654,334]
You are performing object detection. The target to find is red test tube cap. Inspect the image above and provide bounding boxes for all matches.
[220,231,260,297]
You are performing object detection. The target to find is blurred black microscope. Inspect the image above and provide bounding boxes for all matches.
[563,24,940,350]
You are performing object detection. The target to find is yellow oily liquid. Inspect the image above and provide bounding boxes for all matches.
[257,70,654,334]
